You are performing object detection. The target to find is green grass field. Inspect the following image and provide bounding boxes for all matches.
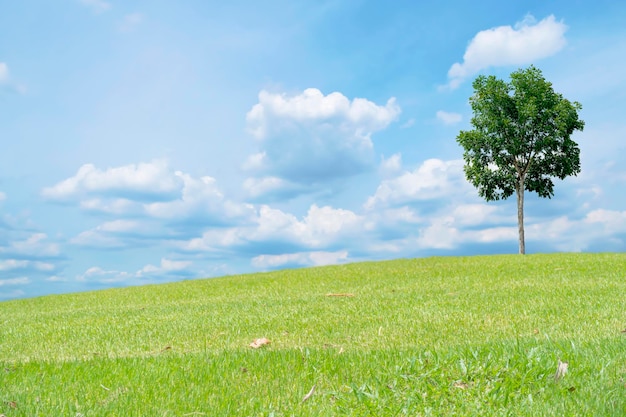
[1,253,625,416]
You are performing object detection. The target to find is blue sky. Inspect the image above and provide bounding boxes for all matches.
[1,0,625,300]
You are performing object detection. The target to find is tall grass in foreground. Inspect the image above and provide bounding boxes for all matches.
[1,253,625,416]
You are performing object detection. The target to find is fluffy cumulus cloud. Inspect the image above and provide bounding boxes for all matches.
[44,160,254,244]
[180,204,363,255]
[360,154,626,256]
[42,160,182,202]
[411,204,517,251]
[585,209,626,227]
[359,161,515,255]
[358,157,534,255]
[460,208,626,254]
[244,88,400,198]
[365,159,470,209]
[143,171,254,225]
[447,15,567,89]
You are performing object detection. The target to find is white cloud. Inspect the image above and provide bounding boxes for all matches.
[252,250,349,269]
[78,258,195,284]
[180,204,363,253]
[0,191,5,202]
[379,153,402,177]
[118,13,143,32]
[436,111,462,125]
[244,88,401,197]
[80,198,141,215]
[361,154,626,254]
[366,200,626,256]
[4,233,61,256]
[471,227,518,243]
[242,152,267,172]
[378,207,422,225]
[142,171,254,225]
[0,259,55,272]
[243,176,304,199]
[584,209,626,233]
[42,160,182,201]
[79,0,111,14]
[0,277,30,286]
[45,275,67,282]
[70,230,125,248]
[417,219,460,249]
[70,220,150,248]
[99,219,140,232]
[446,15,567,89]
[576,186,603,199]
[400,118,415,129]
[299,205,361,240]
[146,172,222,218]
[34,261,56,271]
[365,159,469,209]
[80,266,106,278]
[0,233,60,257]
[44,161,251,228]
[247,88,400,140]
[77,266,133,283]
[451,204,500,226]
[0,260,29,271]
[138,258,193,276]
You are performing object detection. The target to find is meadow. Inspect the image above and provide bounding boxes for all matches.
[1,253,625,416]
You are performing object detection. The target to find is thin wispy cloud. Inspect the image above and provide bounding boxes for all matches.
[0,63,8,84]
[118,13,144,32]
[436,111,462,125]
[0,62,26,94]
[78,0,111,14]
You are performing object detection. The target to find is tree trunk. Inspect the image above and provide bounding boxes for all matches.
[516,180,526,255]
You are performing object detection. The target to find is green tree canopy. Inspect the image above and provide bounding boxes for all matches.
[457,66,584,254]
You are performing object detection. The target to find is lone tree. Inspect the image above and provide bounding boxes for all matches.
[457,66,584,254]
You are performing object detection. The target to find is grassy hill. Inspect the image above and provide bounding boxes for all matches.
[1,253,625,416]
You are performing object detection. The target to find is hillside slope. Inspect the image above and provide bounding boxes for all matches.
[1,253,625,416]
